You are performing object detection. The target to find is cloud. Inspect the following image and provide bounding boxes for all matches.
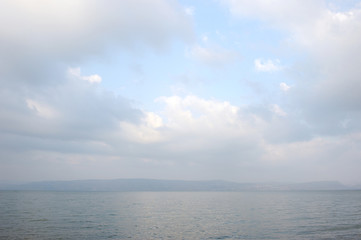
[0,70,143,141]
[288,7,361,136]
[202,34,209,43]
[0,0,197,182]
[0,0,194,86]
[218,0,361,183]
[188,45,239,67]
[269,104,287,117]
[105,95,361,183]
[0,93,266,181]
[222,0,324,29]
[280,82,291,92]
[113,95,267,180]
[2,0,361,184]
[1,84,360,183]
[26,99,59,119]
[68,67,102,84]
[0,0,194,139]
[119,112,164,144]
[224,0,361,137]
[185,6,195,16]
[254,58,283,72]
[261,133,361,184]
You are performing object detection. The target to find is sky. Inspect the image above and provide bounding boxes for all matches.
[1,0,361,185]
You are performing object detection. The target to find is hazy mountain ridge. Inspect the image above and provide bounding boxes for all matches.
[1,179,360,191]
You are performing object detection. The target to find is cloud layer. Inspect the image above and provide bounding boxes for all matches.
[1,0,361,184]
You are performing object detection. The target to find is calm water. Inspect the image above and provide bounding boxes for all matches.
[1,191,361,239]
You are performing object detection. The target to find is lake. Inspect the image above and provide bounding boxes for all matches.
[1,191,361,239]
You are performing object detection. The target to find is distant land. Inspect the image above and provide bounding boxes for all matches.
[1,179,361,192]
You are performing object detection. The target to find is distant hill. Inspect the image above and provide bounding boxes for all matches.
[1,179,359,192]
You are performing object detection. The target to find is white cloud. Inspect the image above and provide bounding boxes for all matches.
[26,99,59,119]
[254,58,283,72]
[269,104,287,117]
[119,112,164,144]
[156,95,242,129]
[68,67,102,84]
[202,34,209,43]
[280,82,291,92]
[185,6,195,16]
[120,95,261,147]
[83,75,102,84]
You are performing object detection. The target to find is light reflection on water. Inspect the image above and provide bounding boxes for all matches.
[0,191,361,239]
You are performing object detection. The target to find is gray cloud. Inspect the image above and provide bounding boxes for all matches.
[0,0,193,85]
[0,0,194,181]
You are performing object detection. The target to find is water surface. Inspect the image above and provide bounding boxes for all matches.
[1,191,361,239]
